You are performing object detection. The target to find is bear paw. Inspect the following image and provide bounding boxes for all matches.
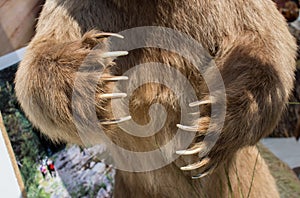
[175,96,224,179]
[82,31,132,125]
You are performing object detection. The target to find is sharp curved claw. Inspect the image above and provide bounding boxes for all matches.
[100,116,132,125]
[192,173,209,179]
[189,112,200,116]
[192,165,216,179]
[176,144,205,155]
[99,93,127,99]
[95,32,124,39]
[176,124,198,132]
[189,99,212,107]
[101,51,128,58]
[180,157,210,171]
[101,76,128,81]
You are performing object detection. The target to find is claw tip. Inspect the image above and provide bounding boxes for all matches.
[101,51,129,58]
[175,150,185,155]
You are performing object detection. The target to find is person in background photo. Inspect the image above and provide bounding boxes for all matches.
[40,164,47,180]
[46,159,56,178]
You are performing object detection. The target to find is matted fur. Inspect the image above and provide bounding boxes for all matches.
[15,0,296,197]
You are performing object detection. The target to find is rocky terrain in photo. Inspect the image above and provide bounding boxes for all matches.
[39,145,115,198]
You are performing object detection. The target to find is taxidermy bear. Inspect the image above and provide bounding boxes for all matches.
[15,0,296,197]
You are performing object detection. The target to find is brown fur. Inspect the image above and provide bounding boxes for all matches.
[15,0,296,197]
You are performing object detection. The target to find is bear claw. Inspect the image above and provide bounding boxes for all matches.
[100,116,132,125]
[180,157,210,171]
[192,164,216,179]
[176,124,198,132]
[176,148,202,156]
[176,143,206,155]
[101,51,129,58]
[101,76,129,81]
[189,99,212,107]
[94,32,124,39]
[99,93,127,99]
